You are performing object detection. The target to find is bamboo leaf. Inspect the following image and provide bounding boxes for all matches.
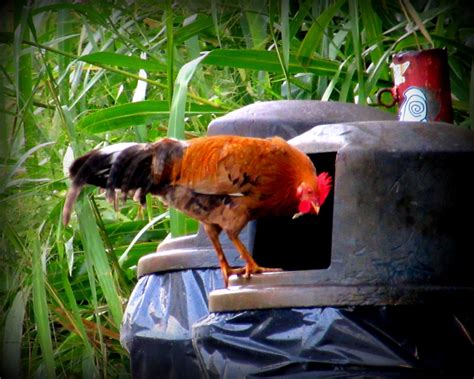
[167,52,209,236]
[322,57,350,101]
[211,0,222,47]
[0,141,55,193]
[183,14,201,60]
[168,54,210,139]
[14,6,37,158]
[77,100,225,134]
[360,0,388,80]
[349,0,366,104]
[281,0,290,73]
[242,2,268,50]
[115,242,162,269]
[269,0,290,98]
[47,276,97,376]
[296,0,346,63]
[365,45,395,95]
[289,0,313,39]
[104,220,167,246]
[402,0,434,47]
[166,0,174,103]
[57,8,72,105]
[78,52,166,72]
[0,73,8,157]
[2,289,30,379]
[118,212,169,268]
[174,14,214,45]
[31,235,56,379]
[32,3,108,24]
[340,59,356,102]
[65,236,75,276]
[203,49,340,76]
[132,52,149,142]
[76,195,123,328]
[69,67,107,109]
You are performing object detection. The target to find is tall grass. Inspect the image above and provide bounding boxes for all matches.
[0,0,472,376]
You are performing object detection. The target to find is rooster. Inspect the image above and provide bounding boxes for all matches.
[63,135,332,286]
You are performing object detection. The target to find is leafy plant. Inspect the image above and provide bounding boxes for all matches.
[0,0,472,377]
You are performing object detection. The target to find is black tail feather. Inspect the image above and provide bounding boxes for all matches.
[63,138,186,225]
[69,150,112,188]
[120,148,153,200]
[63,149,117,225]
[105,144,144,202]
[63,144,141,225]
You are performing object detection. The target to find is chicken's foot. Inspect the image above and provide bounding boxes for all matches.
[204,224,245,287]
[204,224,282,286]
[227,233,282,279]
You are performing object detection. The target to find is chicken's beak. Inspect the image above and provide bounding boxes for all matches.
[293,203,319,219]
[292,212,303,219]
[312,202,320,215]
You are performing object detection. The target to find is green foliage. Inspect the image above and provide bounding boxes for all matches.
[0,0,472,376]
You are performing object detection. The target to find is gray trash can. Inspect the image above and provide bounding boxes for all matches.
[120,101,397,378]
[193,121,474,378]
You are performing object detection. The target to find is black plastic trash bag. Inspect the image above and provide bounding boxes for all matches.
[121,269,223,378]
[193,306,473,378]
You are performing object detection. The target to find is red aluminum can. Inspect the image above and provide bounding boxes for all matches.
[378,48,453,123]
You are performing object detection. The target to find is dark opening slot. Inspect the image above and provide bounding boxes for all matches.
[252,152,336,270]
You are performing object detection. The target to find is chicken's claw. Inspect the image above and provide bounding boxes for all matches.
[222,265,282,286]
[221,266,246,287]
[243,265,282,279]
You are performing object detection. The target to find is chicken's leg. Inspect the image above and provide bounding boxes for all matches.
[203,224,245,287]
[226,232,281,279]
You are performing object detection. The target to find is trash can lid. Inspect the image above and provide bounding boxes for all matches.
[208,100,395,139]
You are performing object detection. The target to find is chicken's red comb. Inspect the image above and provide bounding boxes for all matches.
[317,172,333,205]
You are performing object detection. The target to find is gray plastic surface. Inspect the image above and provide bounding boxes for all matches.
[208,100,396,139]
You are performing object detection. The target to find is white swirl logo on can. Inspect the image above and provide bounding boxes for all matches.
[399,87,428,122]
